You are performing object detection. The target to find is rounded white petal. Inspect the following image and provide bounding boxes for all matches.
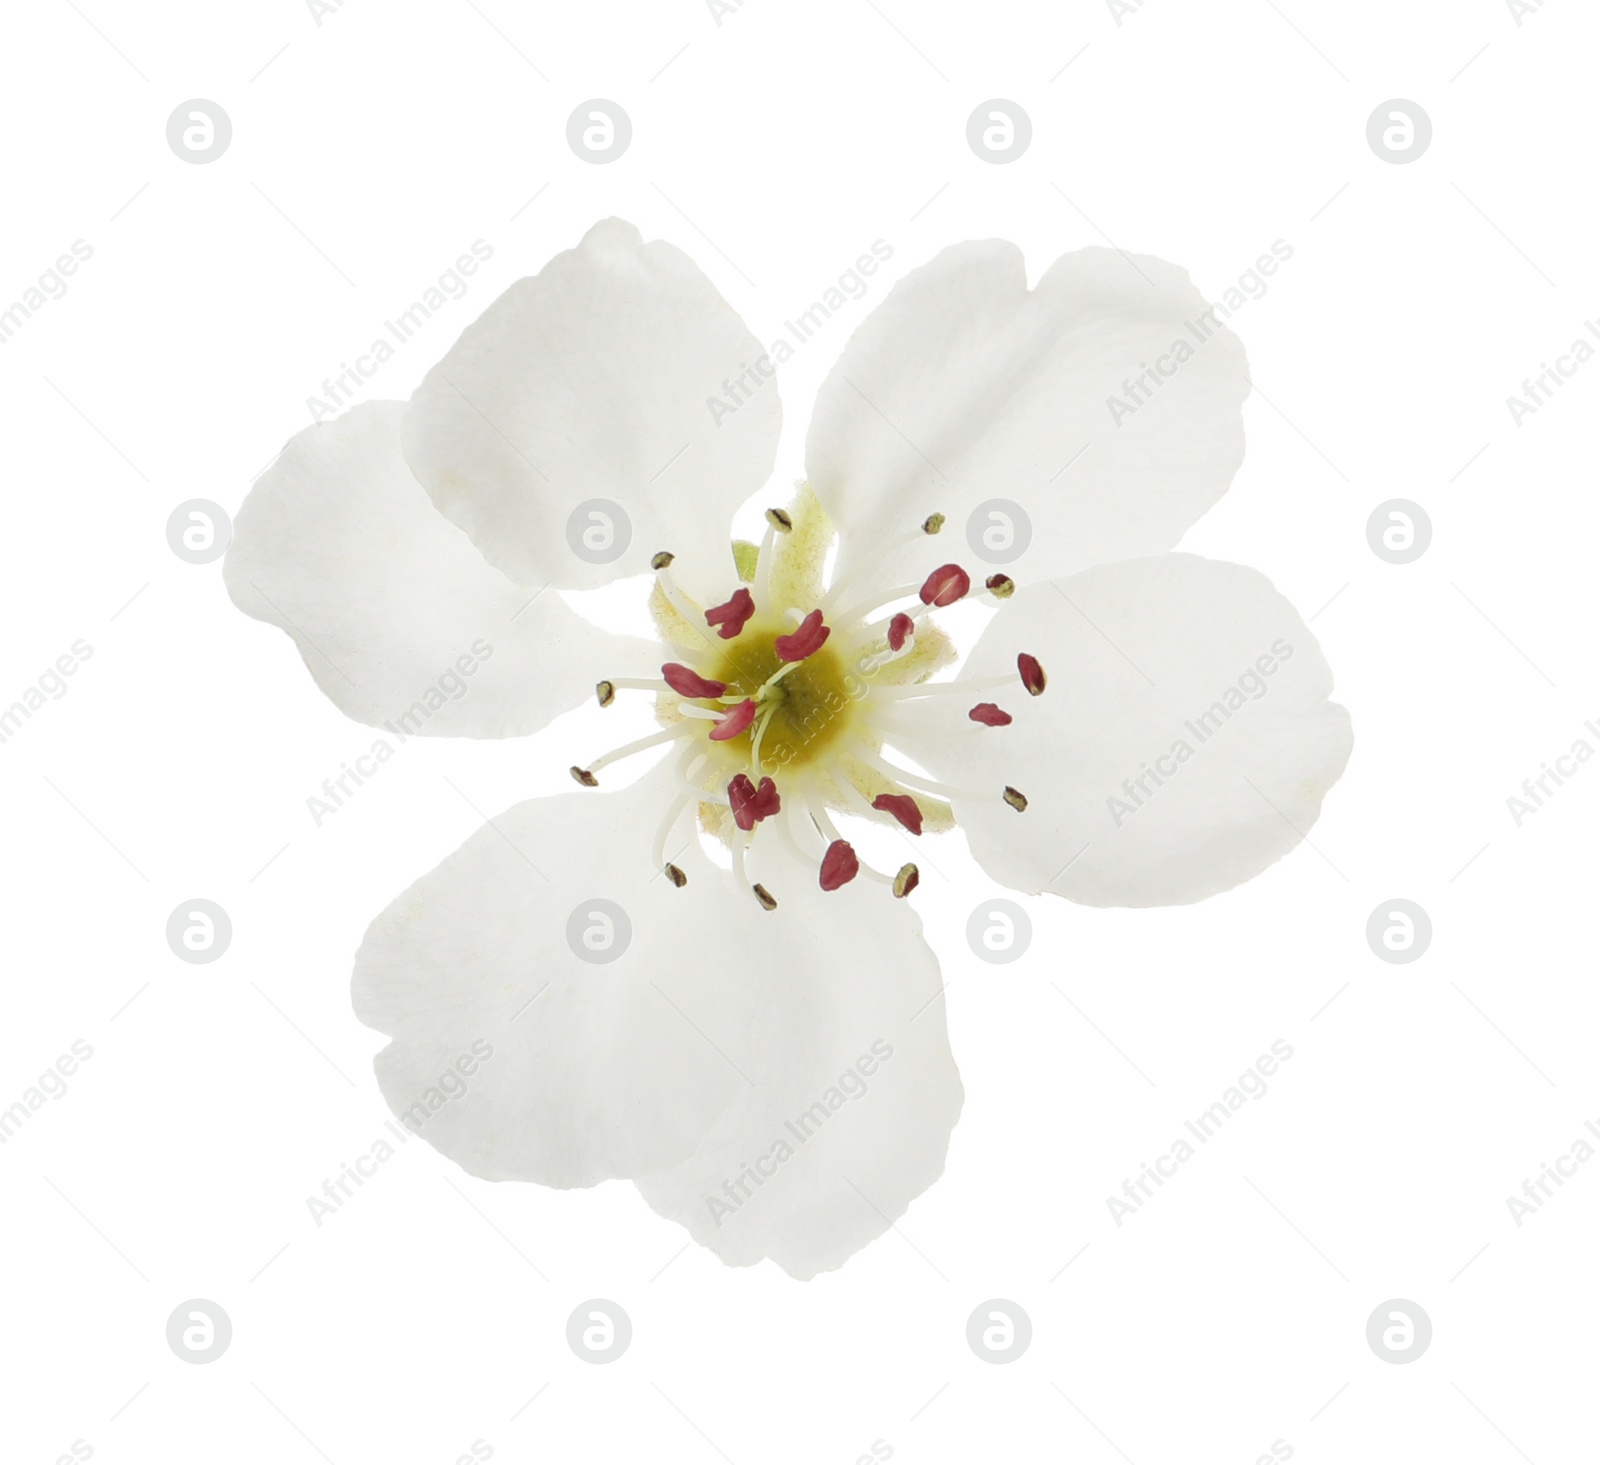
[634,839,963,1280]
[225,401,655,738]
[351,766,761,1188]
[403,218,781,595]
[905,554,1352,907]
[806,242,1249,587]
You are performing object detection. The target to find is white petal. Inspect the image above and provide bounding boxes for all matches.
[351,765,761,1188]
[225,401,655,738]
[904,555,1352,907]
[634,839,963,1280]
[806,242,1249,587]
[403,218,781,596]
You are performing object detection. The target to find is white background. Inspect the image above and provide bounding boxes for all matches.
[2,1,1597,1461]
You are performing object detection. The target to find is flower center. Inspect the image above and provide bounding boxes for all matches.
[571,490,1043,908]
[712,621,857,775]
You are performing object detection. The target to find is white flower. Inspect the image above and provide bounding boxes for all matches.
[225,219,1351,1279]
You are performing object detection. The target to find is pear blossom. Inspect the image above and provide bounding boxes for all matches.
[225,219,1351,1278]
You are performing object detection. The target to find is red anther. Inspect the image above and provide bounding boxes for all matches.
[1018,653,1046,696]
[709,698,757,741]
[662,663,727,699]
[705,587,756,640]
[969,702,1013,727]
[819,839,860,891]
[774,609,831,663]
[919,564,971,607]
[887,612,915,652]
[728,774,781,832]
[871,793,924,835]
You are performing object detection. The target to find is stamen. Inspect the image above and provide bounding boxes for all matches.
[774,609,830,663]
[662,663,728,698]
[652,786,694,879]
[919,564,971,607]
[655,563,713,643]
[985,574,1016,599]
[808,800,889,886]
[871,675,1018,701]
[650,551,675,570]
[887,612,915,652]
[1019,653,1047,696]
[705,587,756,640]
[753,883,778,911]
[729,774,781,832]
[854,747,997,804]
[819,839,860,891]
[893,863,920,898]
[577,722,698,781]
[765,507,793,532]
[969,703,1013,727]
[1003,786,1029,812]
[871,793,924,835]
[710,698,758,741]
[595,680,615,707]
[821,513,947,613]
